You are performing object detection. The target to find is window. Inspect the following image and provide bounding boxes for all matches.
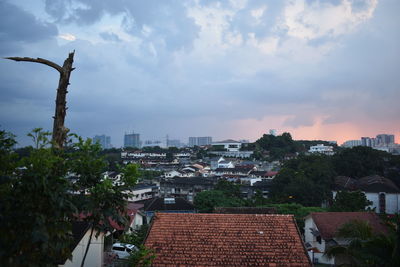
[379,193,386,213]
[316,236,321,244]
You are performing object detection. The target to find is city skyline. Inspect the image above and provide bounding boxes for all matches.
[1,0,399,147]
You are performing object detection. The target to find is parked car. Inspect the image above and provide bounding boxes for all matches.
[111,243,138,259]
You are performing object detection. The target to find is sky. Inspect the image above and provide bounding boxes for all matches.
[0,0,399,147]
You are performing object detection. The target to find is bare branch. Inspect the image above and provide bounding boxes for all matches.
[4,57,63,74]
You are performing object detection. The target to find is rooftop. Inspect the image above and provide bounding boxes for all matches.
[309,212,388,240]
[142,197,195,212]
[145,213,311,266]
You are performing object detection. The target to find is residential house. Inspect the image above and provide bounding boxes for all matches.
[145,213,311,266]
[304,212,388,265]
[109,202,145,234]
[214,207,277,214]
[160,177,216,202]
[249,170,278,179]
[333,175,400,214]
[308,144,334,155]
[126,183,159,202]
[212,167,254,177]
[59,222,105,267]
[240,180,272,199]
[138,197,196,223]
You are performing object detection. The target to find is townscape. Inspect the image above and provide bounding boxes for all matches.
[2,129,400,266]
[1,1,400,266]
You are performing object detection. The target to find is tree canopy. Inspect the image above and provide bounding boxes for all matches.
[0,129,139,266]
[330,190,373,212]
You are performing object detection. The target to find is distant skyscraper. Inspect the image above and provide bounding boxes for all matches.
[167,139,181,148]
[124,132,140,148]
[342,140,362,148]
[376,134,395,146]
[188,137,197,147]
[188,136,212,147]
[93,135,111,149]
[361,137,372,147]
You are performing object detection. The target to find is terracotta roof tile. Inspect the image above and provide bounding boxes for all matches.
[145,213,311,266]
[310,212,388,240]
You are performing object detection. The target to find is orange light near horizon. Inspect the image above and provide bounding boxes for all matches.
[231,116,400,145]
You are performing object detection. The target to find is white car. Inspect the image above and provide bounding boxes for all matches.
[111,243,138,259]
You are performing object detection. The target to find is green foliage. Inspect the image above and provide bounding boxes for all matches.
[27,128,51,149]
[262,203,326,230]
[119,224,150,247]
[330,190,373,212]
[333,146,389,178]
[270,154,336,206]
[140,169,162,181]
[194,190,245,213]
[255,132,299,160]
[1,129,75,266]
[127,245,156,267]
[325,219,400,266]
[0,129,140,266]
[214,180,241,198]
[209,145,227,151]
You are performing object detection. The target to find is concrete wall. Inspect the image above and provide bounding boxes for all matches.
[60,229,104,267]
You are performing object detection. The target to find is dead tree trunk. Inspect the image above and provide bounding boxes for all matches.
[5,51,75,149]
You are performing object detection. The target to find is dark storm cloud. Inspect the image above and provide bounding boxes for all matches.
[0,1,57,46]
[1,0,399,146]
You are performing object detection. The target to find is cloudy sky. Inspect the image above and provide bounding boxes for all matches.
[1,0,399,147]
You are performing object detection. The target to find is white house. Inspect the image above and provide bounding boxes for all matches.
[333,175,400,214]
[164,170,183,178]
[125,183,159,202]
[212,139,242,152]
[59,222,105,267]
[304,212,388,265]
[308,144,334,155]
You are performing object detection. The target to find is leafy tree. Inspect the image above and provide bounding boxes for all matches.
[270,155,336,206]
[194,190,244,213]
[325,219,400,266]
[333,146,388,178]
[119,225,150,247]
[0,129,139,266]
[330,190,373,212]
[127,245,156,267]
[255,132,299,160]
[260,203,326,230]
[215,180,241,198]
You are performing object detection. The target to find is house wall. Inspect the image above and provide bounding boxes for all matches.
[365,192,400,214]
[165,171,181,178]
[304,217,334,265]
[126,187,158,202]
[60,229,104,267]
[333,191,400,214]
[133,214,144,230]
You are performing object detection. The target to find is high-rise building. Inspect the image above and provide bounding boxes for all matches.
[197,137,212,146]
[188,136,212,147]
[167,139,181,148]
[376,134,395,146]
[93,135,111,149]
[361,137,372,147]
[342,140,362,148]
[124,132,140,148]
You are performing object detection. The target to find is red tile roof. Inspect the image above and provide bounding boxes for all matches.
[145,213,311,266]
[310,212,388,240]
